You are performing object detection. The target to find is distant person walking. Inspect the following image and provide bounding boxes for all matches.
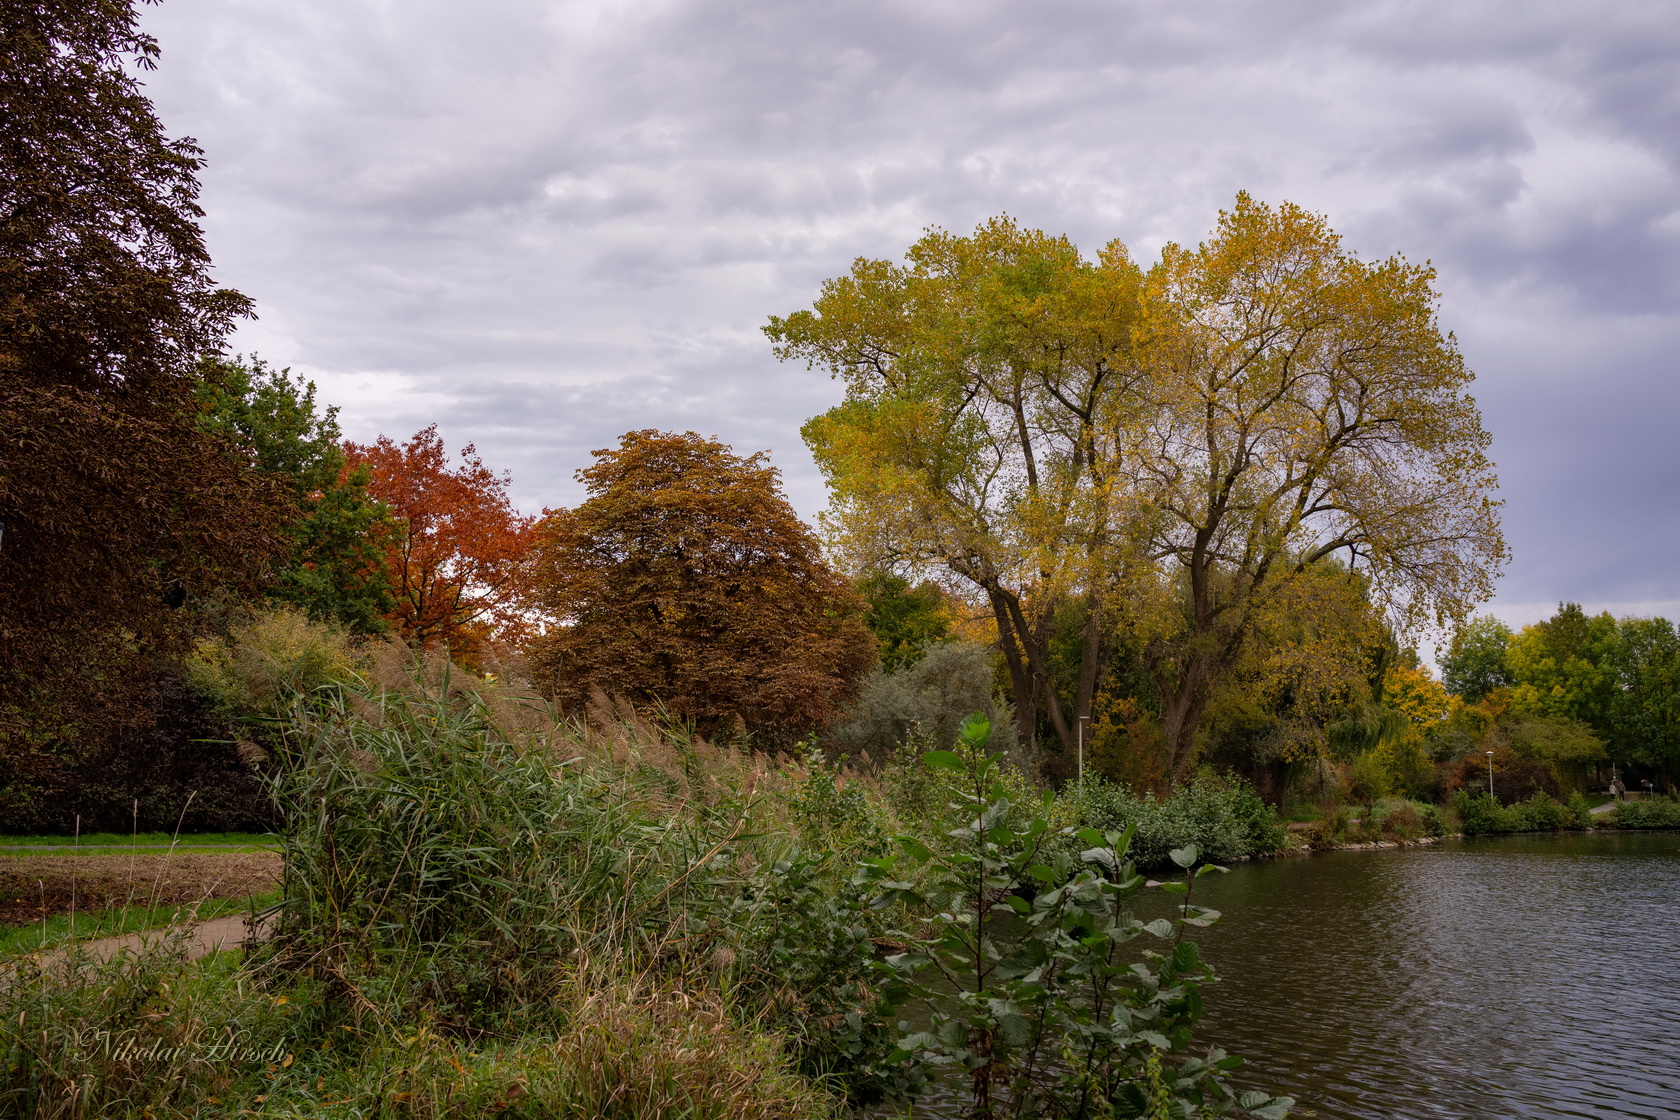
[1610,777,1626,802]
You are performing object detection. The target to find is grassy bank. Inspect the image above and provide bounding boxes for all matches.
[0,668,1291,1120]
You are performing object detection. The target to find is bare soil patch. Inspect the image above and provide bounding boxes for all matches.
[0,851,280,926]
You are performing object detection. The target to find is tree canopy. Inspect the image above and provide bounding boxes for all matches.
[197,356,395,632]
[0,0,280,755]
[772,196,1505,780]
[857,573,954,672]
[769,217,1143,760]
[528,430,876,742]
[345,426,536,657]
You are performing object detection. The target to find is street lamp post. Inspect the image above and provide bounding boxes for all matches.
[1486,750,1495,800]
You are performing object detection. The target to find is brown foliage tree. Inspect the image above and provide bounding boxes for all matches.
[529,430,876,743]
[0,0,281,796]
[345,425,537,658]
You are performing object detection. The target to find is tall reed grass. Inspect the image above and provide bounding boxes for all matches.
[1,655,846,1119]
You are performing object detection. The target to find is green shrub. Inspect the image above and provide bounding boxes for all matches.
[788,743,886,856]
[1452,789,1589,835]
[1451,789,1507,835]
[1611,795,1680,829]
[855,715,1292,1119]
[1511,793,1569,832]
[828,639,1019,763]
[1062,771,1283,869]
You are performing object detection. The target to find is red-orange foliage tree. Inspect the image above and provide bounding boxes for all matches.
[528,430,876,743]
[345,426,537,657]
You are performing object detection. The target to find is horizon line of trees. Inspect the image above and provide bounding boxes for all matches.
[4,0,1674,835]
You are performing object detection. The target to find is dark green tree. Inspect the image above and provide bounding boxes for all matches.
[856,573,952,671]
[1607,616,1680,782]
[197,356,395,632]
[1440,616,1515,702]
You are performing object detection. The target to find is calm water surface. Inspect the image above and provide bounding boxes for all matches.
[1155,832,1680,1119]
[884,832,1680,1119]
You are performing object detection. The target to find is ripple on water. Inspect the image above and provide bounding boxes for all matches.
[1188,833,1680,1119]
[865,832,1680,1120]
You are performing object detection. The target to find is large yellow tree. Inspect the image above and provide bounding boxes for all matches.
[772,196,1505,781]
[1122,195,1504,777]
[767,218,1144,759]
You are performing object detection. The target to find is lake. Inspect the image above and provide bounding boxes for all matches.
[876,831,1680,1119]
[1160,832,1680,1119]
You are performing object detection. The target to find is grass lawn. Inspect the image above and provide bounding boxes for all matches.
[0,832,278,851]
[0,888,281,955]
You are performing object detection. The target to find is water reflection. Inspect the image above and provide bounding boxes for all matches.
[868,832,1680,1119]
[1166,832,1680,1119]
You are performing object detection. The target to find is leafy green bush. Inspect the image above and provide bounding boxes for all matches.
[856,715,1292,1119]
[1510,793,1570,831]
[1611,795,1680,829]
[1452,789,1590,835]
[1451,789,1507,835]
[788,742,886,856]
[1065,772,1283,867]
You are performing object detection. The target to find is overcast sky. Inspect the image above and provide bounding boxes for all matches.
[137,0,1680,632]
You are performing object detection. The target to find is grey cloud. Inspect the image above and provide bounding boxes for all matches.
[141,0,1680,619]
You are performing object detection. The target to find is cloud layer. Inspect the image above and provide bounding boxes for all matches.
[139,0,1680,626]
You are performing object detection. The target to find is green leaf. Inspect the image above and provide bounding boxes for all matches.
[896,836,932,861]
[1143,918,1174,939]
[1169,844,1198,868]
[997,1013,1032,1046]
[958,711,992,749]
[1081,847,1119,871]
[922,750,965,772]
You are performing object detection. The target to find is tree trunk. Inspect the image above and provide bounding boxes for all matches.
[988,588,1038,750]
[1158,657,1211,783]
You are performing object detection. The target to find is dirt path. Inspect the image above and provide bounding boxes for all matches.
[72,913,273,962]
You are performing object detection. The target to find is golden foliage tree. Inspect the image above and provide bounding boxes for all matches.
[768,218,1144,758]
[772,196,1505,781]
[528,430,875,742]
[1122,194,1504,777]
